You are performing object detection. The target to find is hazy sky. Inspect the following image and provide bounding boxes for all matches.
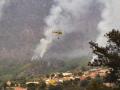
[0,0,102,60]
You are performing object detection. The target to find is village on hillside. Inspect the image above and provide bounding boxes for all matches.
[3,67,112,90]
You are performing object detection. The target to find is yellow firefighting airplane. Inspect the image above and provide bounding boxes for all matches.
[52,31,63,39]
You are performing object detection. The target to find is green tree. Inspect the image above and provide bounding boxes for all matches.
[86,80,112,90]
[78,72,83,76]
[88,29,120,85]
[49,85,63,90]
[46,74,50,78]
[27,83,37,90]
[80,79,89,87]
[58,73,63,78]
[51,74,55,79]
[39,81,46,90]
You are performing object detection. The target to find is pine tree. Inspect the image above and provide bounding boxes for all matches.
[88,29,120,84]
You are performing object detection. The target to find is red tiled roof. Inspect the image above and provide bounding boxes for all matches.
[14,87,27,90]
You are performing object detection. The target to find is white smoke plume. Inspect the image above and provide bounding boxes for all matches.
[32,0,93,60]
[0,0,7,18]
[97,0,120,46]
[91,0,120,62]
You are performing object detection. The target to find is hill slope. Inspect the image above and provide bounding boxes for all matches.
[0,56,90,81]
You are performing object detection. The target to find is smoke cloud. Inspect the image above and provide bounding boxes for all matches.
[97,0,120,46]
[91,0,120,62]
[0,0,104,60]
[0,0,7,18]
[32,0,95,59]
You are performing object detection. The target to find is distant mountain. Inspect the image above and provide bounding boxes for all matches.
[0,0,101,60]
[0,56,90,81]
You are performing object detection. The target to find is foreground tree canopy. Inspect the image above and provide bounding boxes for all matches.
[88,29,120,84]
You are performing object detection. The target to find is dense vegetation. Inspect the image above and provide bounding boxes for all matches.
[0,56,89,81]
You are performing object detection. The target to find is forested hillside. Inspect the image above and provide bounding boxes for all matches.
[0,56,89,81]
